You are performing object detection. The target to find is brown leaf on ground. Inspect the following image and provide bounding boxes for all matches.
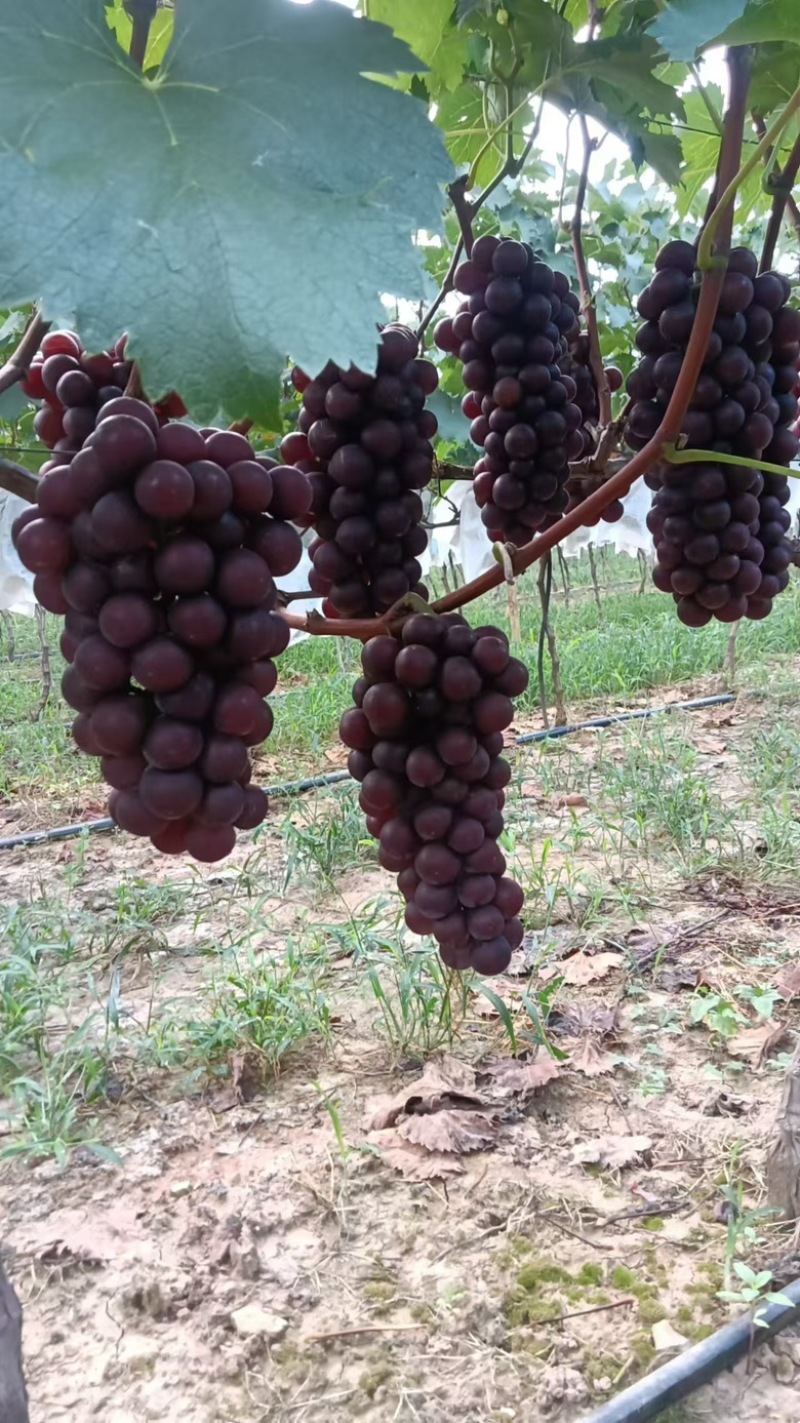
[552,1001,619,1039]
[399,1109,496,1155]
[729,1021,787,1068]
[479,1056,560,1097]
[572,1134,653,1170]
[375,1137,466,1181]
[231,1050,261,1104]
[695,735,728,756]
[542,950,624,986]
[624,924,670,963]
[367,1054,479,1131]
[657,965,699,992]
[556,793,589,809]
[776,964,800,1000]
[571,1038,617,1077]
[521,780,544,799]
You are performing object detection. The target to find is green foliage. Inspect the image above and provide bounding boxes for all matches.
[649,0,750,62]
[0,0,450,424]
[0,0,795,429]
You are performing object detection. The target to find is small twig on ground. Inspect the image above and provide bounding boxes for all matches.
[557,1297,635,1324]
[538,1211,613,1251]
[304,1324,427,1344]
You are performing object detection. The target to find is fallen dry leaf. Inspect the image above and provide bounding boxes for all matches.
[695,735,728,756]
[556,793,589,809]
[542,950,624,987]
[552,1001,619,1039]
[375,1138,465,1181]
[652,1320,688,1352]
[776,964,800,1000]
[399,1109,496,1155]
[624,924,670,964]
[521,780,544,799]
[729,1020,787,1068]
[571,1038,617,1077]
[572,1134,653,1171]
[479,1056,560,1096]
[368,1054,479,1131]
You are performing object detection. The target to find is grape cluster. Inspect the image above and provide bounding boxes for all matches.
[20,329,186,455]
[13,401,310,861]
[339,613,528,977]
[281,326,437,618]
[626,242,798,625]
[562,337,625,525]
[434,236,583,543]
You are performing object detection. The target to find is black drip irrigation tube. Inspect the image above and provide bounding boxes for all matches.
[0,691,736,853]
[578,1278,800,1422]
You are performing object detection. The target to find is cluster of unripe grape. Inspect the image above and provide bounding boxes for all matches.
[13,335,311,861]
[626,241,798,625]
[281,326,436,618]
[340,613,528,977]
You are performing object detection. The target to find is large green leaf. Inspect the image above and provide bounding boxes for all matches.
[649,0,750,61]
[0,0,451,423]
[719,0,800,45]
[367,0,468,91]
[433,84,507,186]
[750,44,800,115]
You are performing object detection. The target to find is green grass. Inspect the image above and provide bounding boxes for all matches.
[3,568,800,804]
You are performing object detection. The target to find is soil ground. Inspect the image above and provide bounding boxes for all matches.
[4,647,800,1423]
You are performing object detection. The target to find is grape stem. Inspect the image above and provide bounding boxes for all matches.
[126,0,158,70]
[759,126,800,273]
[0,311,50,398]
[278,49,751,641]
[0,456,39,503]
[698,79,800,268]
[663,444,800,483]
[570,114,612,429]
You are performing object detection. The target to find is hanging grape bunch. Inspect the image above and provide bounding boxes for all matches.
[561,336,626,525]
[435,236,584,543]
[20,329,186,455]
[626,242,799,626]
[340,613,528,977]
[281,325,437,619]
[13,348,310,862]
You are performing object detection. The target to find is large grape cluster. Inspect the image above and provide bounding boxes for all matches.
[281,326,437,619]
[339,613,528,977]
[434,236,583,543]
[626,242,798,626]
[13,396,310,861]
[20,328,185,454]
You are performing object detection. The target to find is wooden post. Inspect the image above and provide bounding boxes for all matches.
[767,1042,800,1224]
[0,1260,29,1423]
[587,542,602,612]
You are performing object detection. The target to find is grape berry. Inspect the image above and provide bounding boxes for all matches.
[340,613,528,977]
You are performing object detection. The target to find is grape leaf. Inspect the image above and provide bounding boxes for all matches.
[649,0,750,61]
[719,0,800,45]
[366,0,469,92]
[0,0,451,424]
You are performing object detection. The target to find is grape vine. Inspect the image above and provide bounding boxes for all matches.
[1,12,799,978]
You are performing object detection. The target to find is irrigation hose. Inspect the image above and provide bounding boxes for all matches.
[578,1276,800,1423]
[0,692,737,852]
